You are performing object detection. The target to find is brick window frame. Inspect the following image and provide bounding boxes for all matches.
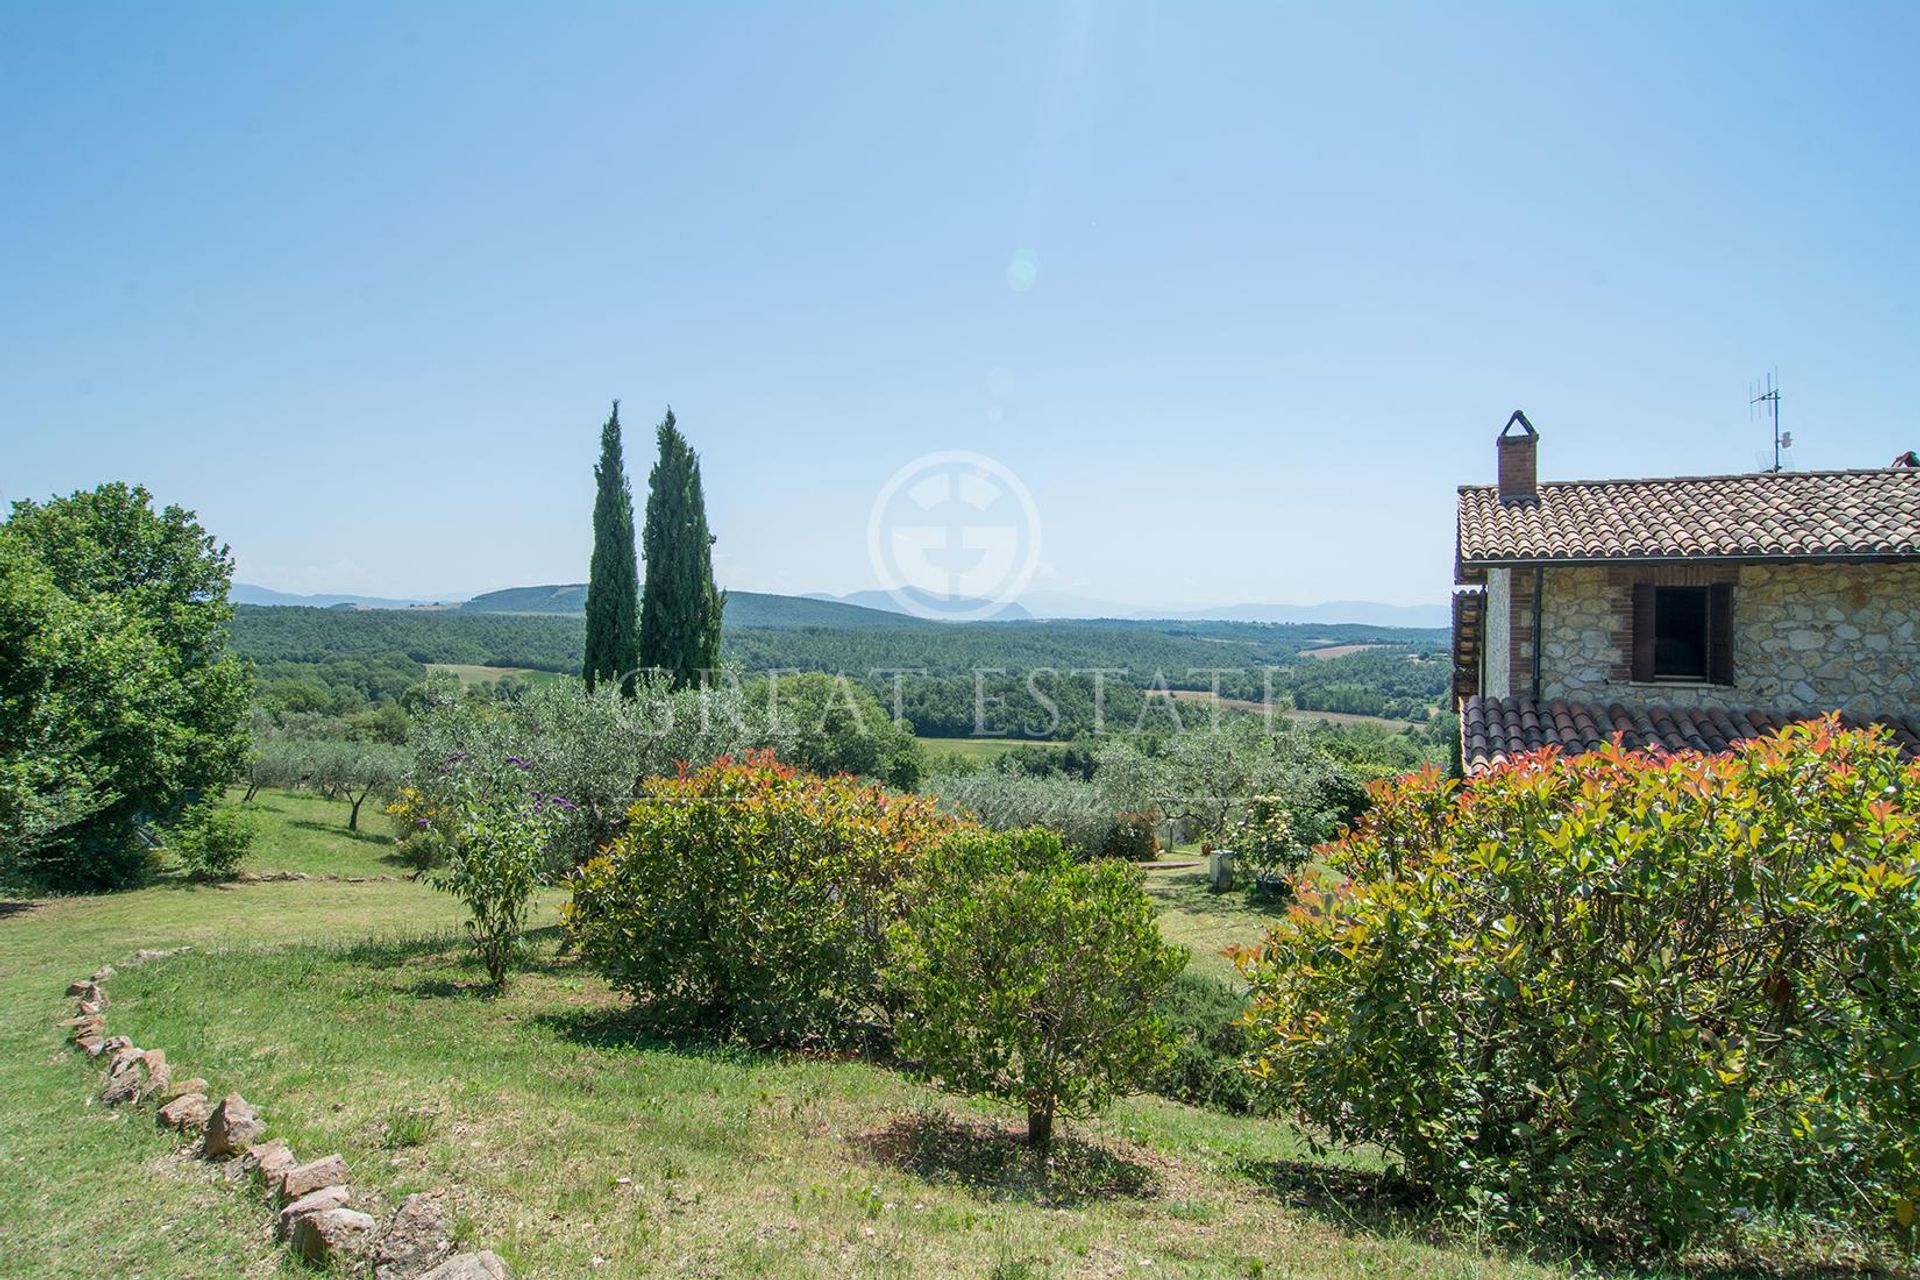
[1604,565,1737,686]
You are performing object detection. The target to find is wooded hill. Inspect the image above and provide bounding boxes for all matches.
[230,600,1450,729]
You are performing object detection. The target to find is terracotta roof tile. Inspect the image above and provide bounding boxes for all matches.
[1460,694,1920,774]
[1457,468,1920,569]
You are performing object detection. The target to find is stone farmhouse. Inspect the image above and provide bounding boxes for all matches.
[1451,413,1920,772]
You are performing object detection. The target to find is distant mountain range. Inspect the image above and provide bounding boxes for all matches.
[461,584,929,630]
[237,581,1449,630]
[231,584,458,609]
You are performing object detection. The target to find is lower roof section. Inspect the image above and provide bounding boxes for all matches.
[1460,694,1920,774]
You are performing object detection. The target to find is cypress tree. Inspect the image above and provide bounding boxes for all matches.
[638,407,725,687]
[582,401,641,693]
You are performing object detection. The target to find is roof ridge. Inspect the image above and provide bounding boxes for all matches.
[1458,467,1917,493]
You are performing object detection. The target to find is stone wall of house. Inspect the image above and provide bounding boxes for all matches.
[1537,562,1920,716]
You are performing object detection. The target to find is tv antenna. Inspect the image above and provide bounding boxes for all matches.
[1750,373,1789,472]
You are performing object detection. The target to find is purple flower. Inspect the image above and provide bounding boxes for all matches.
[549,795,578,813]
[506,755,533,771]
[414,818,431,829]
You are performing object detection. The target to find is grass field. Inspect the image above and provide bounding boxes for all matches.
[920,736,1057,767]
[0,792,1718,1279]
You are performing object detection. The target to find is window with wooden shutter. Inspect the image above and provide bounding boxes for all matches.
[1630,583,1656,682]
[1630,582,1730,684]
[1707,582,1734,685]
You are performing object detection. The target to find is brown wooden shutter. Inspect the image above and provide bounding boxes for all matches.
[1630,583,1656,683]
[1708,583,1734,686]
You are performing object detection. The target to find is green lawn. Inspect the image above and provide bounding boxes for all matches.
[1142,869,1288,983]
[920,736,1058,767]
[0,794,1686,1279]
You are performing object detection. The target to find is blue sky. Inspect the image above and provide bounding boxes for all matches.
[4,3,1916,608]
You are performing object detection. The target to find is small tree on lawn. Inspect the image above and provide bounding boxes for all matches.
[312,740,408,831]
[891,828,1188,1147]
[168,797,258,881]
[429,764,557,989]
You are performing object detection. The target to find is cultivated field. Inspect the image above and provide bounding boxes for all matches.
[920,736,1053,767]
[425,663,562,687]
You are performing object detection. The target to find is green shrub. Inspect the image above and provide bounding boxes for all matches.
[1150,972,1262,1114]
[567,752,960,1044]
[1240,719,1920,1252]
[891,828,1188,1146]
[1102,809,1161,860]
[168,799,258,881]
[1226,793,1304,884]
[425,760,556,989]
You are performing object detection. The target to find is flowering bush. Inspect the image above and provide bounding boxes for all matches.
[1102,808,1162,860]
[384,785,447,872]
[1227,793,1302,882]
[1238,719,1920,1252]
[566,752,961,1044]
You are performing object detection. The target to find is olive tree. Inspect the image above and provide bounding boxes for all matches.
[312,740,408,831]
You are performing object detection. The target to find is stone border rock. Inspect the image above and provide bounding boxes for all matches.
[59,953,511,1280]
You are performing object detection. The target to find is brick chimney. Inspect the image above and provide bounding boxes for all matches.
[1497,410,1538,503]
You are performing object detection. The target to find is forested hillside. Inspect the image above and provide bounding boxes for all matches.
[230,604,1450,731]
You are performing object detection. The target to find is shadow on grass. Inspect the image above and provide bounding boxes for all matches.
[289,819,395,849]
[534,1005,781,1068]
[1236,1158,1881,1280]
[858,1113,1162,1207]
[394,925,575,999]
[0,900,43,921]
[1234,1157,1431,1238]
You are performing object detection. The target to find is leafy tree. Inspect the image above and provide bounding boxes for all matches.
[1097,719,1349,848]
[404,673,794,869]
[312,739,408,831]
[241,735,319,802]
[638,408,724,688]
[891,828,1188,1146]
[0,484,249,888]
[748,671,924,790]
[583,401,642,693]
[932,770,1117,858]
